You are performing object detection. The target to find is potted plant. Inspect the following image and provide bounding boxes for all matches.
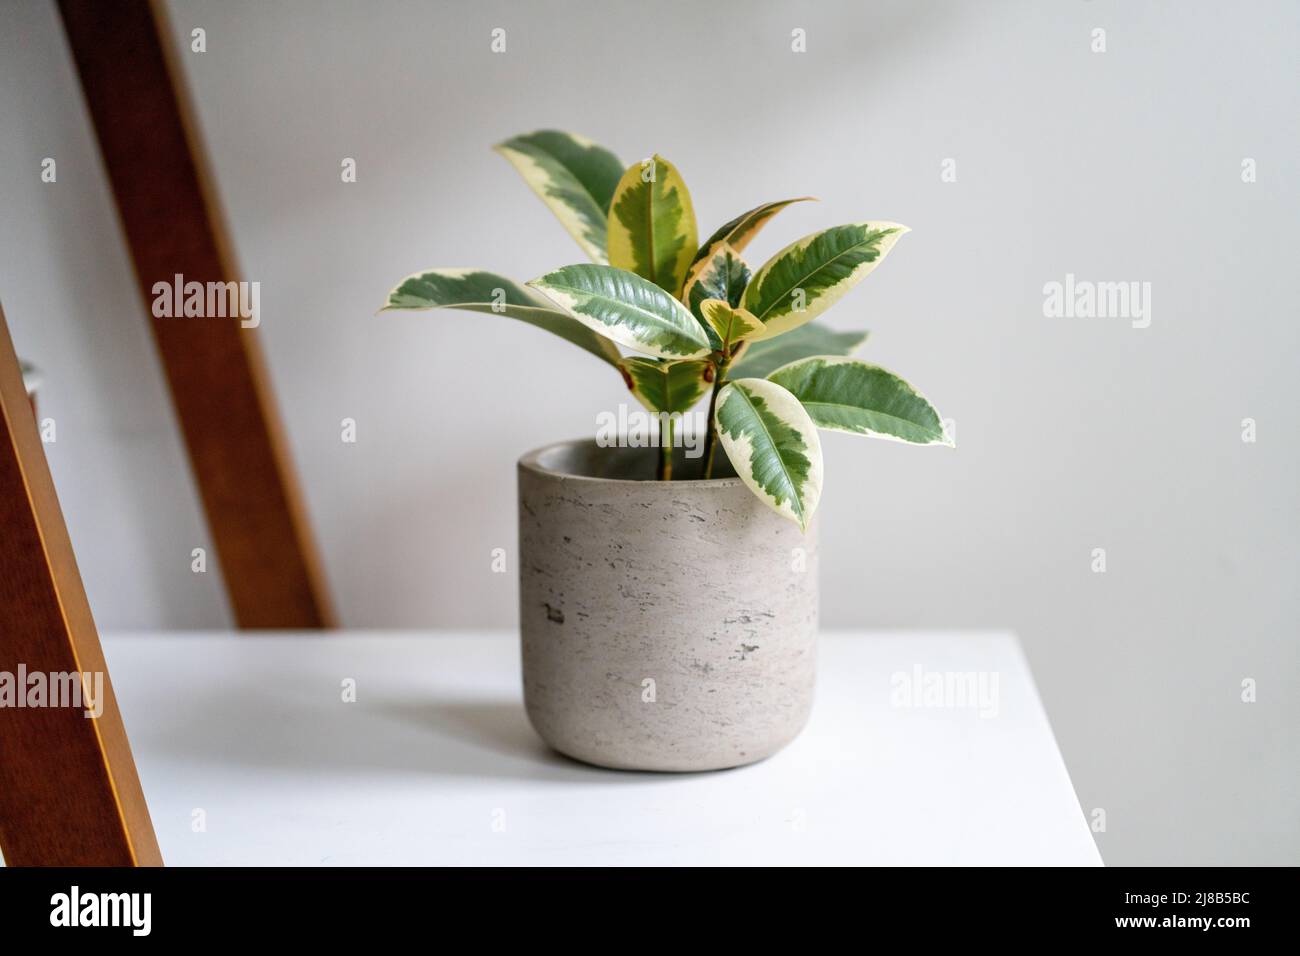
[383,130,951,771]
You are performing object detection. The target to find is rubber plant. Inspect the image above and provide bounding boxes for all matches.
[383,130,951,531]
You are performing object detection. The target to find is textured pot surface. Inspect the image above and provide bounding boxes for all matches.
[518,439,818,772]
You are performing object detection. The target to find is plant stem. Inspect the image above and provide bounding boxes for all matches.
[659,415,674,481]
[702,356,730,479]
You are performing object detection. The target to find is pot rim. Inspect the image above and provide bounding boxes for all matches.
[518,438,746,488]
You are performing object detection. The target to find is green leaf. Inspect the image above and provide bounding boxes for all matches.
[619,357,712,414]
[681,242,752,345]
[715,378,823,531]
[494,130,624,263]
[768,357,951,445]
[729,322,869,379]
[527,264,712,359]
[607,155,698,295]
[741,222,907,339]
[690,196,815,268]
[382,268,621,366]
[699,299,761,349]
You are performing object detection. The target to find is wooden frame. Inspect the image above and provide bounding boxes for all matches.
[58,0,334,628]
[0,302,162,866]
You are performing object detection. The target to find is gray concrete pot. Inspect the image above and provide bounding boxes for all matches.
[518,439,818,772]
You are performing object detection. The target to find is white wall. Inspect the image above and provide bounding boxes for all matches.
[1,0,1296,865]
[1,0,233,628]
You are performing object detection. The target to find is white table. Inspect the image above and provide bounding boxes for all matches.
[103,631,1102,866]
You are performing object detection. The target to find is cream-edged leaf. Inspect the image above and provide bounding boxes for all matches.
[768,356,950,445]
[494,130,624,263]
[528,264,712,359]
[715,377,823,531]
[382,267,621,366]
[742,222,907,339]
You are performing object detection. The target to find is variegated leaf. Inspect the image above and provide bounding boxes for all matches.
[768,356,950,445]
[742,222,907,340]
[729,322,869,379]
[681,242,752,345]
[699,299,761,350]
[715,377,823,531]
[382,268,621,366]
[494,130,624,263]
[689,196,815,268]
[607,155,698,295]
[527,264,711,359]
[619,357,712,414]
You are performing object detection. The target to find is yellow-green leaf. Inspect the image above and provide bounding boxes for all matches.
[619,357,712,414]
[699,299,761,350]
[607,155,698,296]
